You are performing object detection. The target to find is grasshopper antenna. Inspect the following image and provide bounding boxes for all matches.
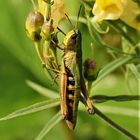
[75,5,82,29]
[65,13,74,28]
[31,0,37,11]
[57,27,66,36]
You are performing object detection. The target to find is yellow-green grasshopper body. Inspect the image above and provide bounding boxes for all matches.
[60,29,94,129]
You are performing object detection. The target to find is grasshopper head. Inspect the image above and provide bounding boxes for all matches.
[63,29,79,48]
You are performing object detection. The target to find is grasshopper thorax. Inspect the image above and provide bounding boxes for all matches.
[63,29,78,48]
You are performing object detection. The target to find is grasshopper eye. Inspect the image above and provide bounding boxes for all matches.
[71,34,77,39]
[69,34,77,46]
[69,33,78,46]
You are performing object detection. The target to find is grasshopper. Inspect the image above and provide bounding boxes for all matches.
[59,8,94,129]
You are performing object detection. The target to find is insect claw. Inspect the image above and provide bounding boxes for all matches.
[62,114,68,120]
[88,108,95,115]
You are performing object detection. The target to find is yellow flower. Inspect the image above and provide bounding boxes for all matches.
[51,0,66,27]
[120,0,140,31]
[92,0,140,31]
[37,0,65,27]
[92,0,127,21]
[38,0,46,16]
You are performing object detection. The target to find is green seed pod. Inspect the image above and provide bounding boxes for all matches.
[41,19,54,40]
[25,11,44,41]
[84,58,99,81]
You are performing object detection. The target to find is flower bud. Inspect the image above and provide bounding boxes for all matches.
[84,58,99,81]
[41,19,54,40]
[25,11,44,41]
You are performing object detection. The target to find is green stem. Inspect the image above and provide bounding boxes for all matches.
[45,0,51,20]
[87,81,92,95]
[93,106,139,140]
[35,42,45,65]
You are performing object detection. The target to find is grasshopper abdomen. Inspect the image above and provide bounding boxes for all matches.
[65,67,76,129]
[59,62,77,129]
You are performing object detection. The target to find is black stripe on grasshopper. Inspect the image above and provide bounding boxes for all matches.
[66,67,76,128]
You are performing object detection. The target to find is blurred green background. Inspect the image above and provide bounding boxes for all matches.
[0,0,139,140]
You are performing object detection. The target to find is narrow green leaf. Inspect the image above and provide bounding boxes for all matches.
[91,21,109,34]
[91,95,140,103]
[96,105,139,118]
[0,98,60,121]
[26,80,59,98]
[35,111,62,140]
[127,64,140,80]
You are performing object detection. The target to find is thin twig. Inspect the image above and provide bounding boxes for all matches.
[93,106,139,140]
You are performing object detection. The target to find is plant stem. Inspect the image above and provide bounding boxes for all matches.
[35,42,45,65]
[93,106,139,140]
[45,0,51,20]
[87,81,92,95]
